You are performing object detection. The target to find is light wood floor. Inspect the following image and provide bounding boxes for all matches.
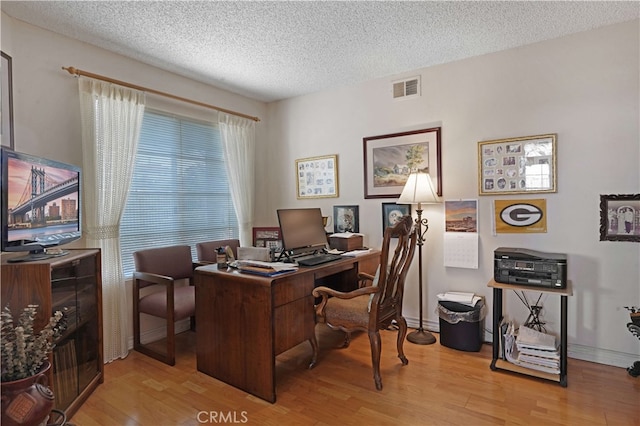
[72,326,639,425]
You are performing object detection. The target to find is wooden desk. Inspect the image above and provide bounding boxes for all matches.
[195,252,380,403]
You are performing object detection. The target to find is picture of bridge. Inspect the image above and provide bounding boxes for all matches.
[6,158,79,232]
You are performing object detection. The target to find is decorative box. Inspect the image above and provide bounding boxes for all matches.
[329,235,363,252]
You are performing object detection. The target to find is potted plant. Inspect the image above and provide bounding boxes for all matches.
[1,305,63,426]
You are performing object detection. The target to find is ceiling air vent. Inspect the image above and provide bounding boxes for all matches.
[392,76,420,100]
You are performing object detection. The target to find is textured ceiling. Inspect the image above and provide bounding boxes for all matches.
[2,1,639,102]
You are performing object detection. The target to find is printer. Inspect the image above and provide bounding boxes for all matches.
[494,247,567,289]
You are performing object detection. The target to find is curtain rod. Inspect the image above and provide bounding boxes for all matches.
[62,66,260,122]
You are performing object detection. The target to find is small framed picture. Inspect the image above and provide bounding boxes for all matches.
[599,194,640,242]
[333,205,359,233]
[295,154,338,199]
[252,227,283,249]
[381,202,411,233]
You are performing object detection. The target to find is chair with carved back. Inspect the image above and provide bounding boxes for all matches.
[133,245,196,366]
[312,215,417,390]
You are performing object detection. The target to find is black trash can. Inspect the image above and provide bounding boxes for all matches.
[437,298,486,352]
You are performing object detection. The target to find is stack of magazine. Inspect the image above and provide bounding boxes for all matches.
[503,323,560,375]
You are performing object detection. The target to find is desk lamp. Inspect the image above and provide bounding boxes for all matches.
[398,172,440,345]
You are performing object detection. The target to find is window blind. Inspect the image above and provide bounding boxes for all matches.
[120,110,238,277]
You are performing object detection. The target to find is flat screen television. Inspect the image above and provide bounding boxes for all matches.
[1,147,81,262]
[277,208,328,259]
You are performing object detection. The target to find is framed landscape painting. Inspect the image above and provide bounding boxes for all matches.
[363,127,442,199]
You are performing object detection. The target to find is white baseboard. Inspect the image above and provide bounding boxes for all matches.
[567,343,638,369]
[409,318,638,370]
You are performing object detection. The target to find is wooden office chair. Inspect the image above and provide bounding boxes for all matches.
[196,239,240,263]
[312,215,417,390]
[133,245,196,366]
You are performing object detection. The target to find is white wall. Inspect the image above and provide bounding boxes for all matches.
[3,12,638,367]
[262,20,640,367]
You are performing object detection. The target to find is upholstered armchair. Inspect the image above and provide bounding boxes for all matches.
[133,245,196,366]
[312,215,417,390]
[196,239,240,263]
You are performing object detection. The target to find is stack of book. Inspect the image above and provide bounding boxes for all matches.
[515,326,560,374]
[503,323,560,375]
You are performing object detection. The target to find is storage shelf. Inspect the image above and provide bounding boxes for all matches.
[491,359,561,383]
[488,279,573,296]
[488,278,571,387]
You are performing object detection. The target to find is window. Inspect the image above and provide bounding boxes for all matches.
[120,110,238,277]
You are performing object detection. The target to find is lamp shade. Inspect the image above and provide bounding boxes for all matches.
[398,172,440,205]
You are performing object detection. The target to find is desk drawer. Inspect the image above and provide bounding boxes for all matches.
[272,274,314,307]
[274,295,315,355]
[313,262,354,280]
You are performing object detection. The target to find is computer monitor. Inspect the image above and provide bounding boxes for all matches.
[276,208,327,257]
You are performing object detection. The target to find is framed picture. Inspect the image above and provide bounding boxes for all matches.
[381,202,411,234]
[599,194,640,242]
[295,154,338,199]
[1,51,14,149]
[478,134,557,195]
[445,199,478,233]
[363,127,442,199]
[252,227,283,250]
[333,205,359,233]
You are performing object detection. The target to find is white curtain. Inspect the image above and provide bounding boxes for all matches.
[78,77,145,363]
[219,112,256,246]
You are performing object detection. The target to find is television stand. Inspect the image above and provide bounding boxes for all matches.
[6,249,69,263]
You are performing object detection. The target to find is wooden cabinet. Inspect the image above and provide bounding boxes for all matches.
[1,249,103,418]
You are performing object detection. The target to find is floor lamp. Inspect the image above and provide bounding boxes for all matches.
[398,172,440,345]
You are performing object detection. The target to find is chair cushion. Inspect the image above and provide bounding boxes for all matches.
[139,285,195,320]
[325,295,370,328]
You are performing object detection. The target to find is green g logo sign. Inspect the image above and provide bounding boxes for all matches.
[500,203,543,227]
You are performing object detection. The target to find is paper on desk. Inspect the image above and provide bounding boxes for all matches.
[326,248,345,254]
[341,248,371,257]
[329,232,364,238]
[235,260,297,272]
